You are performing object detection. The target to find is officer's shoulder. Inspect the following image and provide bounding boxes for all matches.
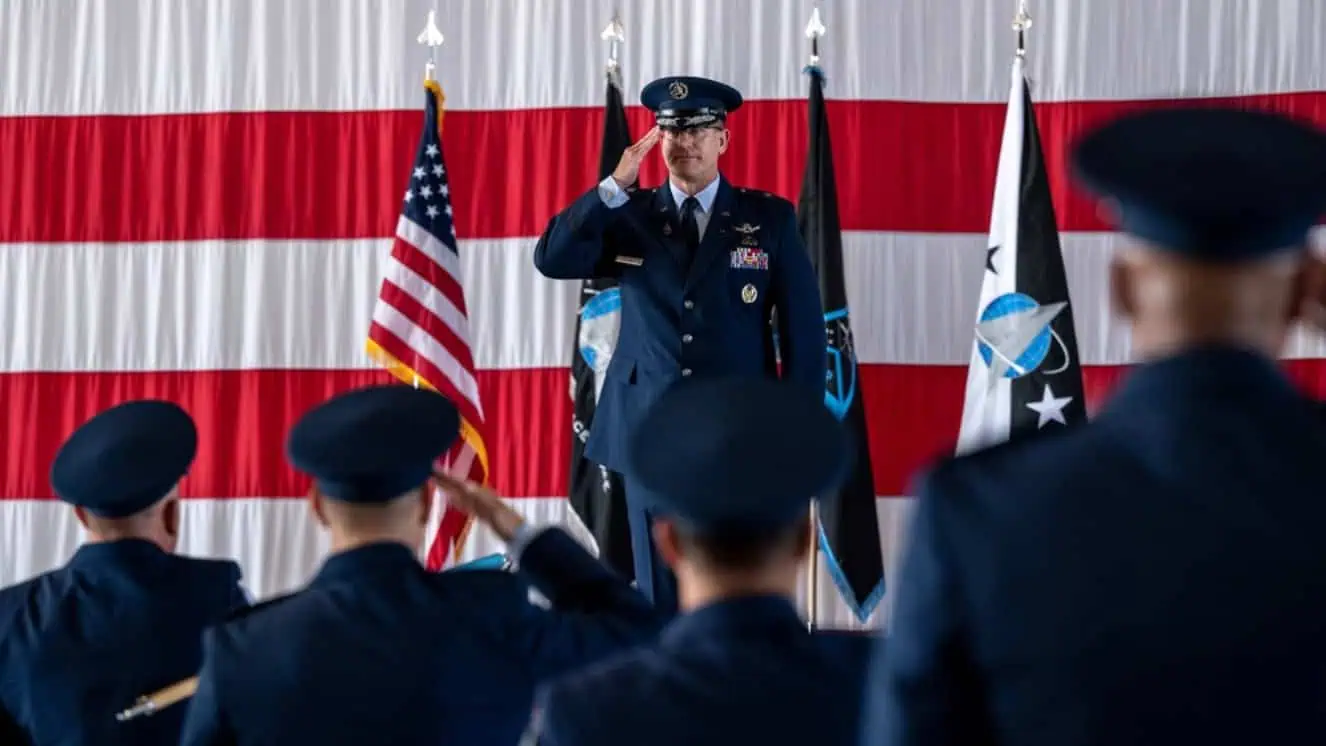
[173,554,243,582]
[920,420,1093,497]
[219,590,303,626]
[624,185,658,206]
[735,186,795,212]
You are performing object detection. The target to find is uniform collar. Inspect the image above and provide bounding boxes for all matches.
[1104,344,1300,414]
[669,175,722,213]
[661,594,806,646]
[312,541,420,585]
[67,538,169,570]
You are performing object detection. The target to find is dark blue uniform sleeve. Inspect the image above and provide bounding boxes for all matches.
[771,202,828,396]
[860,470,993,746]
[532,187,623,280]
[0,705,29,746]
[504,527,662,679]
[177,630,237,746]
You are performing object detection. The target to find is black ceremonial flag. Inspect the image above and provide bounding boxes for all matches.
[956,58,1086,453]
[566,74,635,581]
[797,67,885,622]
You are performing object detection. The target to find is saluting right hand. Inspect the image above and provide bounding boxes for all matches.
[611,126,661,188]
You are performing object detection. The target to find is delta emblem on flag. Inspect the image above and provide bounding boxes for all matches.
[956,56,1087,454]
[366,79,491,569]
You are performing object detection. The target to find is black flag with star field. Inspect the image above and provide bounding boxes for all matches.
[956,56,1087,454]
[566,73,635,581]
[797,67,886,623]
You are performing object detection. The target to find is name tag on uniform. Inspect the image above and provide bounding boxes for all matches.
[614,255,644,267]
[730,247,769,271]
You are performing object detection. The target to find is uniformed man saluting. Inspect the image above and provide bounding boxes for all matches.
[178,384,661,746]
[0,400,248,746]
[534,76,827,616]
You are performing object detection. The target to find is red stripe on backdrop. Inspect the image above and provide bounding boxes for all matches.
[6,361,1326,501]
[2,92,1323,243]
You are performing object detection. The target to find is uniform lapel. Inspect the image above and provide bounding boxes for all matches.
[684,177,736,290]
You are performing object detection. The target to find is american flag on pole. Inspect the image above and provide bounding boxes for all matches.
[366,80,490,570]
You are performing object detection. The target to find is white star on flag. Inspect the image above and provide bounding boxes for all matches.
[432,164,445,177]
[403,189,413,203]
[425,204,440,219]
[413,166,426,179]
[425,143,440,158]
[1026,384,1073,428]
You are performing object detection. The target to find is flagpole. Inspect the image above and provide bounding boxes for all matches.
[803,3,827,632]
[601,9,624,87]
[1012,0,1032,59]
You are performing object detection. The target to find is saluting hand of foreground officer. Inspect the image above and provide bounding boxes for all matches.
[610,126,660,188]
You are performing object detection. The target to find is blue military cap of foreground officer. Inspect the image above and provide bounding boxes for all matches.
[864,107,1326,746]
[50,399,198,517]
[178,384,660,746]
[0,400,248,746]
[524,377,876,746]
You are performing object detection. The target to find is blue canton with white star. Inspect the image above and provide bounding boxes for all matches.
[401,88,459,251]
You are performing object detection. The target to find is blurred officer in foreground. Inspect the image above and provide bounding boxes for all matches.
[0,400,247,746]
[178,384,661,746]
[533,75,826,615]
[524,377,872,746]
[863,108,1326,746]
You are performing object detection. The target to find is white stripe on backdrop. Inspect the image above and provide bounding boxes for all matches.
[5,230,1326,374]
[2,0,1325,631]
[4,0,1324,114]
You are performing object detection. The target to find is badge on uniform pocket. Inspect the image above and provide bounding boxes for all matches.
[741,283,758,304]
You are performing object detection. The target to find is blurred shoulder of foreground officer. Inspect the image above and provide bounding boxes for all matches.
[177,384,661,746]
[525,376,873,746]
[864,107,1326,746]
[0,400,247,746]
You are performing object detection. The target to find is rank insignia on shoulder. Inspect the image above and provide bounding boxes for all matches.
[614,255,644,267]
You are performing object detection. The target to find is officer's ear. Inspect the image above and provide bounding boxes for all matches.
[1108,253,1136,322]
[162,498,180,542]
[651,520,683,571]
[416,482,435,528]
[716,126,730,155]
[308,487,330,528]
[1292,250,1326,329]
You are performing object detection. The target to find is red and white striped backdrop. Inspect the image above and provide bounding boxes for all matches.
[2,0,1325,629]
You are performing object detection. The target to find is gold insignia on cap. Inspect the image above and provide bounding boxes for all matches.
[741,283,758,304]
[668,81,689,99]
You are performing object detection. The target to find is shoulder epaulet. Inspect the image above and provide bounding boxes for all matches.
[737,187,778,199]
[223,591,300,622]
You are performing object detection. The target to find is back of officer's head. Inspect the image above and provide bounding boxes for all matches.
[286,384,461,554]
[626,377,850,610]
[50,400,196,553]
[1072,107,1326,361]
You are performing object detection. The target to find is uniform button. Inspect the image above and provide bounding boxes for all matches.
[683,299,695,310]
[682,334,693,344]
[681,368,693,377]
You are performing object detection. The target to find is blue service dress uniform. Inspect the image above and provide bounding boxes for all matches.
[863,108,1326,746]
[533,76,827,614]
[526,377,873,746]
[177,384,661,746]
[0,401,248,746]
